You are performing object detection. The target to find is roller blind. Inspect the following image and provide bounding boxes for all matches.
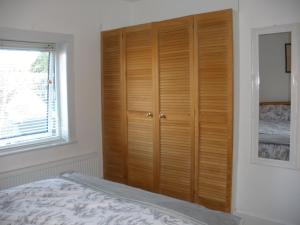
[0,40,59,147]
[0,40,55,51]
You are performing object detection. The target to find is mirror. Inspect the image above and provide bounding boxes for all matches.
[258,32,291,161]
[251,24,300,168]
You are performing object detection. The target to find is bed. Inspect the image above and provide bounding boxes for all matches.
[0,172,241,225]
[258,103,290,160]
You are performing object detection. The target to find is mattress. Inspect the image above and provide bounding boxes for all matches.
[0,172,241,225]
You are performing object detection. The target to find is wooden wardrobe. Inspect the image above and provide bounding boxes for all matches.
[101,9,233,212]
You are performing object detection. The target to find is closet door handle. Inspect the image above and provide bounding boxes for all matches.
[146,112,153,118]
[159,112,166,119]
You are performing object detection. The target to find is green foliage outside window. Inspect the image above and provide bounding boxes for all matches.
[30,52,49,73]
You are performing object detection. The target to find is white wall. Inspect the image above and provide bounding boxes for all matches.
[0,0,132,175]
[238,0,300,225]
[259,32,291,102]
[130,0,237,25]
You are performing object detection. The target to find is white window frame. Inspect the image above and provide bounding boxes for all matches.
[0,27,76,155]
[251,23,300,169]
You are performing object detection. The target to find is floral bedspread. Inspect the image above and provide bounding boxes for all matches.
[0,178,206,225]
[259,120,290,145]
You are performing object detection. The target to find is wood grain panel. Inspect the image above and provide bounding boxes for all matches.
[195,9,233,212]
[102,30,126,183]
[127,112,154,191]
[155,17,194,201]
[124,25,155,191]
[126,27,153,112]
[160,120,193,200]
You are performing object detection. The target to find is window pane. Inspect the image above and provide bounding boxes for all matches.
[0,49,58,145]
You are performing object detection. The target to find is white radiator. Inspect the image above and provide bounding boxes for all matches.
[0,152,99,190]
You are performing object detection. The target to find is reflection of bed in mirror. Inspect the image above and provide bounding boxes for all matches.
[259,102,290,161]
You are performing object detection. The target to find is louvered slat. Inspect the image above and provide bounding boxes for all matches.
[127,114,154,190]
[156,17,194,201]
[195,9,233,212]
[102,31,126,183]
[125,25,154,191]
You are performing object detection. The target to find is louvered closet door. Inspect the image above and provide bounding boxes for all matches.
[102,30,126,183]
[124,25,155,191]
[195,9,233,212]
[156,17,194,201]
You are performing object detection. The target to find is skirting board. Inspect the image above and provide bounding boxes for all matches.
[0,152,99,190]
[235,211,288,225]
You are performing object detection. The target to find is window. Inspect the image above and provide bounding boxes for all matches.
[0,41,60,148]
[0,28,75,153]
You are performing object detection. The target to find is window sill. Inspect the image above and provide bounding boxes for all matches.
[0,139,78,157]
